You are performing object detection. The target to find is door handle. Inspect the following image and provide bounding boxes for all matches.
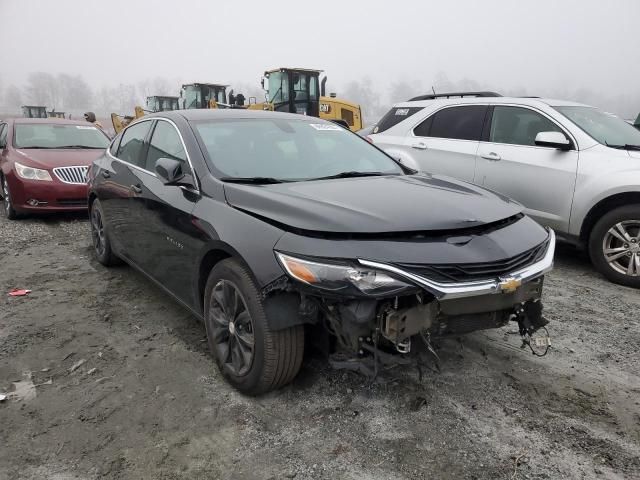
[101,171,111,178]
[411,142,428,150]
[130,184,142,194]
[481,152,501,161]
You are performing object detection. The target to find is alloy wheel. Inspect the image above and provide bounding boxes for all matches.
[91,206,106,257]
[209,280,255,376]
[602,220,640,277]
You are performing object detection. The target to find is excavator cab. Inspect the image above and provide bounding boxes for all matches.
[146,96,179,112]
[21,106,48,118]
[261,68,362,131]
[263,68,321,117]
[180,83,228,109]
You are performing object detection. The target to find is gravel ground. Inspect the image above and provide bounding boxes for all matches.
[0,211,639,480]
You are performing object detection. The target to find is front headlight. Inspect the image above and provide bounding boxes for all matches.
[276,252,414,296]
[15,162,52,181]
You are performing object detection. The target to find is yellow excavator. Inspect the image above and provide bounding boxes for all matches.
[111,96,179,134]
[257,68,363,131]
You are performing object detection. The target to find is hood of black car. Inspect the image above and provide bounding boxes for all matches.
[223,174,523,234]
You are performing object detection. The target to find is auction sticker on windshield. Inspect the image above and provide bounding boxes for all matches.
[309,123,342,131]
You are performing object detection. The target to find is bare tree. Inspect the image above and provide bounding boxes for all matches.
[25,72,59,107]
[4,85,23,109]
[342,77,385,125]
[58,74,93,110]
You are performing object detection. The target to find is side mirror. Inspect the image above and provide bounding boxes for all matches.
[155,157,186,185]
[535,131,571,150]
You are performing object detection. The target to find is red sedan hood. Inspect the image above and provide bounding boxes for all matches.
[14,148,104,169]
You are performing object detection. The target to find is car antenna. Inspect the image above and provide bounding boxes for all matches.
[431,86,436,95]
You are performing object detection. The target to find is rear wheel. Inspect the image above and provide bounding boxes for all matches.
[90,199,121,266]
[1,176,19,220]
[204,258,305,395]
[589,204,640,288]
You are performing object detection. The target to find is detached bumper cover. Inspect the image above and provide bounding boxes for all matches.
[359,229,555,300]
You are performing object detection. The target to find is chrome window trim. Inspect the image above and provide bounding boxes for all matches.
[358,229,555,300]
[108,117,200,193]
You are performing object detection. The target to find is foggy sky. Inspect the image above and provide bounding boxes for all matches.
[1,0,639,110]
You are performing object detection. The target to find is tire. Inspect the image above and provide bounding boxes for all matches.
[588,204,640,288]
[89,199,122,266]
[1,175,19,220]
[204,258,305,395]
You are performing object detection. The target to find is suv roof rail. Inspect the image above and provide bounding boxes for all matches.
[408,91,502,101]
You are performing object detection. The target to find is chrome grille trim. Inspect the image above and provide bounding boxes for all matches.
[53,166,89,184]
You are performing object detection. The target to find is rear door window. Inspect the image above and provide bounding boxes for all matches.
[490,106,564,146]
[0,124,7,146]
[414,105,487,141]
[373,107,423,134]
[116,121,152,168]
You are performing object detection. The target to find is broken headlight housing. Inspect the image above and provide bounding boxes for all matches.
[276,252,414,297]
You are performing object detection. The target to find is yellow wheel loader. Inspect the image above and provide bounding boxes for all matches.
[259,68,362,131]
[146,96,179,112]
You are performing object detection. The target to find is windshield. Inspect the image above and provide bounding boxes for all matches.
[14,124,110,149]
[267,72,289,104]
[192,118,404,181]
[555,106,640,147]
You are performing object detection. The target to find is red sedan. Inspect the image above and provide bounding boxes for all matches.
[0,118,110,219]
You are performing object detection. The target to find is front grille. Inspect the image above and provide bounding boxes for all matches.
[397,240,549,283]
[56,198,87,207]
[53,166,89,184]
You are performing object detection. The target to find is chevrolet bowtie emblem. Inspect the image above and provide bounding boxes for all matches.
[498,277,521,293]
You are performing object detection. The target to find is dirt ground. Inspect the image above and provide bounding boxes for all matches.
[0,211,638,480]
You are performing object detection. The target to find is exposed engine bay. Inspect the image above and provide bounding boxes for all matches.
[265,275,551,380]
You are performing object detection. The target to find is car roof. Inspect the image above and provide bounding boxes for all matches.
[150,109,325,122]
[392,96,592,109]
[11,118,95,126]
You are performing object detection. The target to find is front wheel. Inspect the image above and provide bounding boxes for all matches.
[2,176,19,220]
[204,258,305,395]
[589,204,640,288]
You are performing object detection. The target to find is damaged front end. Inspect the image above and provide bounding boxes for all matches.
[266,229,555,378]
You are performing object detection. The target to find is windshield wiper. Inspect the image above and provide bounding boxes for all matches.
[606,143,640,151]
[55,145,105,149]
[219,176,285,184]
[310,171,393,181]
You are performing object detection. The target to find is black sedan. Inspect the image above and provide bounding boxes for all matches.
[88,109,555,394]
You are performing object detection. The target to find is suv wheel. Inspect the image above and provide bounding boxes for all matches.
[2,176,19,220]
[589,204,640,288]
[204,258,305,395]
[90,199,122,266]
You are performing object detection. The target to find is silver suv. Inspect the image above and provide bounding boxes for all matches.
[370,92,640,287]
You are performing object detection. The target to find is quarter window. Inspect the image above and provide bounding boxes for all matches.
[374,107,423,134]
[490,106,563,147]
[145,121,187,172]
[116,121,152,167]
[415,105,487,141]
